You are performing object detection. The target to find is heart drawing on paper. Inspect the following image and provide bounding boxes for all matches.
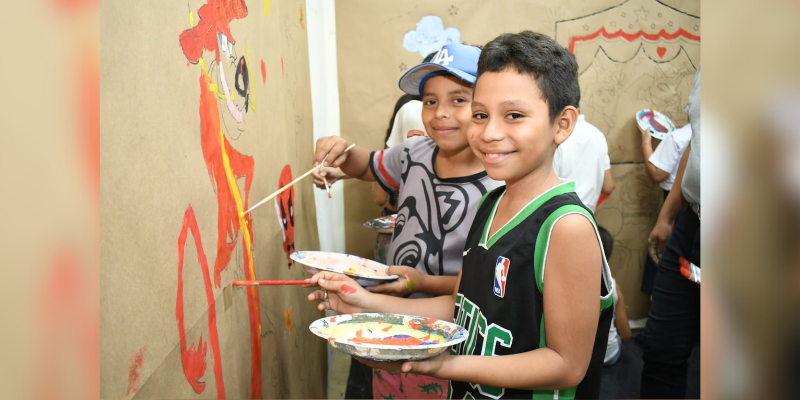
[656,46,667,58]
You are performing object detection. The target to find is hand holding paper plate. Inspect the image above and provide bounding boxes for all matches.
[291,251,398,287]
[309,313,468,361]
[636,109,676,140]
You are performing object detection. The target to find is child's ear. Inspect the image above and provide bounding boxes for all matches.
[554,106,578,145]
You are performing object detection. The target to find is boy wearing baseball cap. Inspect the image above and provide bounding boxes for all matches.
[312,42,502,399]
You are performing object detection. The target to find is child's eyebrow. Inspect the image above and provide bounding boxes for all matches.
[499,99,531,108]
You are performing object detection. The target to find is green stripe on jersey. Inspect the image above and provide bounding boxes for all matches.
[478,182,575,249]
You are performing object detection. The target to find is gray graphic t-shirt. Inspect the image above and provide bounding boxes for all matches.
[369,136,502,298]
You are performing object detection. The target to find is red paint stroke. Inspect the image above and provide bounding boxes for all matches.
[36,250,100,400]
[285,307,294,334]
[281,56,284,75]
[408,318,439,331]
[276,165,296,267]
[177,206,226,398]
[79,48,100,208]
[126,347,145,396]
[350,329,437,346]
[568,27,701,53]
[179,0,249,63]
[198,72,262,398]
[656,46,667,58]
[260,59,266,84]
[595,192,611,210]
[51,0,96,15]
[618,144,624,154]
[341,284,357,294]
[382,325,393,332]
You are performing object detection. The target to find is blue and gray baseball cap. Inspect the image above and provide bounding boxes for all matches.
[398,43,481,97]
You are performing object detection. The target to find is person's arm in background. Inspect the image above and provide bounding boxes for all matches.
[640,126,670,183]
[601,169,615,196]
[614,284,631,341]
[367,265,459,297]
[649,143,691,252]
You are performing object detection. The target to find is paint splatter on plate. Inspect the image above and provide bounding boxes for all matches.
[309,313,468,361]
[290,251,398,287]
[363,214,397,230]
[636,109,676,140]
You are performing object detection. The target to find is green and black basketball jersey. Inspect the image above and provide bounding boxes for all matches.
[449,182,614,400]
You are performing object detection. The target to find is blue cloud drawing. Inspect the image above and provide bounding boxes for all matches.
[403,16,461,57]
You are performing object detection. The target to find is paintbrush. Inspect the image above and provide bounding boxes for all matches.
[320,166,332,198]
[242,143,355,216]
[232,280,309,286]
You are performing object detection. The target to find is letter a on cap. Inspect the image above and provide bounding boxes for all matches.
[433,48,454,66]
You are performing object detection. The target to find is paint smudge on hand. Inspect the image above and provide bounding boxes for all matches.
[126,347,145,396]
[341,284,357,294]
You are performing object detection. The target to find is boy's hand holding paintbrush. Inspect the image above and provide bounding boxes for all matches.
[312,138,375,181]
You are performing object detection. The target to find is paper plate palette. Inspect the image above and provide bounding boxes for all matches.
[636,109,676,140]
[363,214,397,230]
[309,313,468,361]
[290,251,398,287]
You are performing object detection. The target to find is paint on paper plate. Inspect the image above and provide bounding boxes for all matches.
[309,313,468,361]
[636,108,676,140]
[290,251,398,286]
[363,214,397,230]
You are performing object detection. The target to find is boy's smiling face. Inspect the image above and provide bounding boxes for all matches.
[468,69,573,184]
[421,75,474,153]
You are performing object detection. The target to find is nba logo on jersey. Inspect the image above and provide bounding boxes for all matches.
[493,256,510,298]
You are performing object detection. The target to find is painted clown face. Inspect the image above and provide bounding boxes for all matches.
[275,165,295,267]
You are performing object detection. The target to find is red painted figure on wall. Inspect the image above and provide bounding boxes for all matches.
[275,165,295,268]
[175,0,263,398]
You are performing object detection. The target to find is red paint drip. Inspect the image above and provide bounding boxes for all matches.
[126,347,145,396]
[177,206,226,397]
[618,144,624,155]
[285,308,293,334]
[260,59,266,84]
[341,284,357,294]
[281,56,284,75]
